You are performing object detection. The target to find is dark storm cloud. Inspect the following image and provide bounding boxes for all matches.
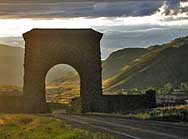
[0,0,164,2]
[0,1,163,18]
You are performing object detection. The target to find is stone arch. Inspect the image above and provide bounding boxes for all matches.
[23,29,103,113]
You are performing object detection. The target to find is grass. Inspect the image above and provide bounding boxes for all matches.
[104,44,169,91]
[123,105,188,123]
[0,85,22,95]
[46,80,80,104]
[0,114,117,139]
[47,103,68,112]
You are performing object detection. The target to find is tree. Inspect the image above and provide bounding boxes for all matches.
[163,83,173,95]
[179,82,188,91]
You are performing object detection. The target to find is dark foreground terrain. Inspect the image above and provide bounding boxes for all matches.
[53,113,188,139]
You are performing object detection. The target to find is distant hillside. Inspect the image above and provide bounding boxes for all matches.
[102,48,148,79]
[104,36,188,92]
[46,71,80,104]
[47,71,79,86]
[46,65,76,84]
[0,45,24,86]
[0,44,74,86]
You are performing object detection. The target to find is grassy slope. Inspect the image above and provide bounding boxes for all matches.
[123,105,188,123]
[0,114,115,139]
[104,36,188,92]
[104,44,169,90]
[0,85,22,94]
[46,72,80,104]
[102,48,148,79]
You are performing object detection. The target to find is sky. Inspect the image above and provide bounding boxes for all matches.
[0,0,188,58]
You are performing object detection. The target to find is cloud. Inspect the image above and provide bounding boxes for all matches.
[1,0,188,20]
[0,0,163,2]
[2,25,188,59]
[99,26,188,58]
[0,1,163,18]
[155,0,188,16]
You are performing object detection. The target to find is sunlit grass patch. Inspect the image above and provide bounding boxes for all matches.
[0,114,117,139]
[123,105,188,123]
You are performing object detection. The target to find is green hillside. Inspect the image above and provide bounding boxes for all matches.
[104,36,188,92]
[102,48,148,79]
[46,72,80,104]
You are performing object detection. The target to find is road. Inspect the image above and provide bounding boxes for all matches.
[53,112,188,139]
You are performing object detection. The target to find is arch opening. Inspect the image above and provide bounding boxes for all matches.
[45,64,81,112]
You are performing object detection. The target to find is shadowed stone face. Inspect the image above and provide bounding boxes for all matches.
[23,29,103,113]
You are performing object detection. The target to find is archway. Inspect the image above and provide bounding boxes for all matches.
[23,29,103,113]
[46,64,80,112]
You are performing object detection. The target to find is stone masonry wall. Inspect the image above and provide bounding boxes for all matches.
[101,90,156,113]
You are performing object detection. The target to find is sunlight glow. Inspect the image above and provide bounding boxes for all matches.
[180,1,188,8]
[0,17,119,37]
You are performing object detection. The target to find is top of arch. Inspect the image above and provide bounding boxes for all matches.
[23,28,103,40]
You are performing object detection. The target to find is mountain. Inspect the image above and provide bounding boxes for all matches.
[0,44,74,86]
[47,71,79,86]
[102,48,148,79]
[46,71,80,104]
[46,65,76,84]
[0,44,24,86]
[104,36,188,92]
